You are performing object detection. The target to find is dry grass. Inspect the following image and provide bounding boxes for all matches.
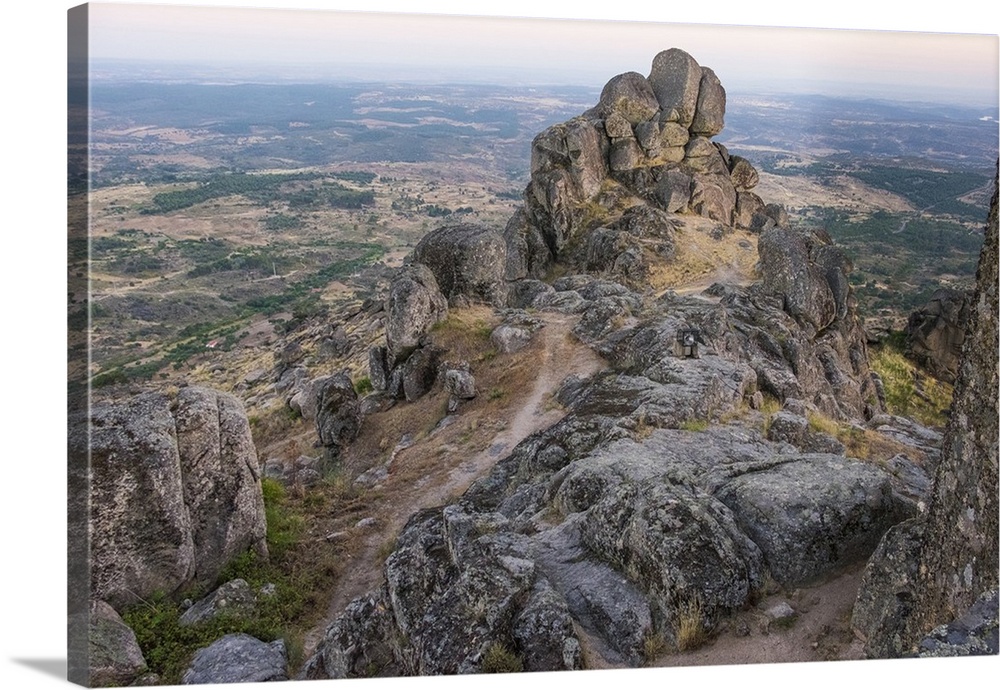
[806,410,927,464]
[673,597,708,652]
[646,219,758,294]
[643,631,668,663]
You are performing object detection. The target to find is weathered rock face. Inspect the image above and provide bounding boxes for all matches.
[172,387,268,586]
[412,223,509,307]
[385,263,448,366]
[853,169,999,657]
[85,387,267,610]
[314,371,362,452]
[182,633,288,684]
[906,170,999,638]
[905,288,971,383]
[87,600,148,687]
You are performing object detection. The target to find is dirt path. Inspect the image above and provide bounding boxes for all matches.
[654,566,866,668]
[302,313,605,658]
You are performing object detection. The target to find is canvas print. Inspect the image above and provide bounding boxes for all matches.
[67,2,999,687]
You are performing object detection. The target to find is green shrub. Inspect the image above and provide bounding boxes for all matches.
[481,642,523,674]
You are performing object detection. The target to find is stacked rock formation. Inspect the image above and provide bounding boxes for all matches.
[508,47,783,284]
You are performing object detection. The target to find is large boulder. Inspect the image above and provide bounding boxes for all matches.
[314,371,362,451]
[172,386,268,585]
[905,288,971,383]
[716,455,909,585]
[87,600,148,687]
[182,634,287,684]
[691,66,726,136]
[647,48,703,127]
[590,71,660,124]
[86,387,267,610]
[757,227,848,335]
[385,263,448,365]
[412,223,509,307]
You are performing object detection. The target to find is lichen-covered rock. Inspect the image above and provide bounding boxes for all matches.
[691,66,726,136]
[905,287,971,383]
[173,387,267,586]
[582,479,766,633]
[591,71,660,124]
[88,600,148,687]
[412,223,509,307]
[299,592,398,679]
[385,263,448,365]
[647,48,703,128]
[179,579,257,627]
[916,589,999,657]
[86,392,195,610]
[305,504,585,678]
[851,519,925,658]
[182,633,287,684]
[315,371,362,450]
[86,387,267,610]
[717,455,910,585]
[907,170,998,638]
[728,155,760,191]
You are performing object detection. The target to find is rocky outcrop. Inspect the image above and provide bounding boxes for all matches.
[853,169,998,657]
[85,386,267,610]
[305,52,926,676]
[508,47,784,280]
[905,287,971,383]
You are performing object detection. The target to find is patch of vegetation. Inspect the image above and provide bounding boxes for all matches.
[354,376,374,395]
[120,475,332,684]
[480,642,523,674]
[263,213,302,231]
[673,597,708,652]
[870,339,953,427]
[679,418,710,432]
[642,630,667,663]
[849,166,992,222]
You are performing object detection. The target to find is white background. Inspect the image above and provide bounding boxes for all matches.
[1,2,997,689]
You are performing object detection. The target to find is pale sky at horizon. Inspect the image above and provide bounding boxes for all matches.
[84,2,999,106]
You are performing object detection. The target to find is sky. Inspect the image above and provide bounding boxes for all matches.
[83,1,1000,106]
[0,3,998,690]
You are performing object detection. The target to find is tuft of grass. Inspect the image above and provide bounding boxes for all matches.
[642,631,667,663]
[679,418,710,433]
[375,535,398,564]
[354,376,374,395]
[673,597,708,652]
[806,411,840,436]
[480,642,523,674]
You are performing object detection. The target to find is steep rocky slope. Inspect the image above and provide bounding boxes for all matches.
[78,49,995,685]
[301,49,950,678]
[852,170,998,658]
